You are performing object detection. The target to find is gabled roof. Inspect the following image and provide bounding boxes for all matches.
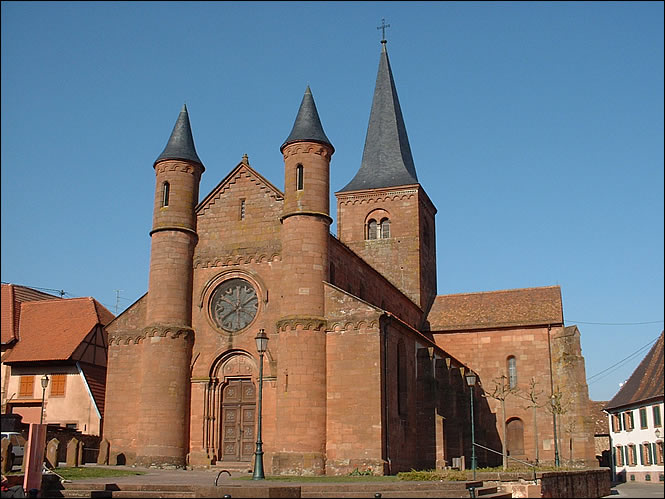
[196,155,284,215]
[428,286,564,331]
[3,297,114,363]
[1,283,60,345]
[605,331,664,411]
[339,42,418,192]
[154,104,204,168]
[280,86,333,153]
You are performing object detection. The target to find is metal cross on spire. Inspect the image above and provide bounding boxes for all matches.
[377,18,390,43]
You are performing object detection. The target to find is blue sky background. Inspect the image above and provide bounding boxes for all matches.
[2,1,663,402]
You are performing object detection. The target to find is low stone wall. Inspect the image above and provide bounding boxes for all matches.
[497,469,611,498]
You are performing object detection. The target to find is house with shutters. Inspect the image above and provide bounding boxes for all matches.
[605,331,664,482]
[1,283,114,436]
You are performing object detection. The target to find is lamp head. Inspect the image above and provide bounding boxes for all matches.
[465,372,477,387]
[41,374,49,389]
[255,329,268,354]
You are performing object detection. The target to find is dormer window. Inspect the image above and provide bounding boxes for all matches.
[162,181,170,207]
[296,164,304,190]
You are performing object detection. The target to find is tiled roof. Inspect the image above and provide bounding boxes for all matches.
[604,331,664,411]
[427,286,563,331]
[3,297,114,363]
[589,400,610,435]
[80,363,107,420]
[1,283,60,345]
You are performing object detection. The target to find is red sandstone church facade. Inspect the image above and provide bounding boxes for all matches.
[103,41,596,474]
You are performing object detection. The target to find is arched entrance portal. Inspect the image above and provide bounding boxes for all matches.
[205,352,257,463]
[506,417,525,457]
[221,379,256,462]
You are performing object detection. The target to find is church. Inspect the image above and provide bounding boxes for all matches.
[103,39,596,474]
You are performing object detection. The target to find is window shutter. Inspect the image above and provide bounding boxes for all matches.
[639,444,644,465]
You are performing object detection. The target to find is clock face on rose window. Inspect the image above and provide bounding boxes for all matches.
[210,278,258,332]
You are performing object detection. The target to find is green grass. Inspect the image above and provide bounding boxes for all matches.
[44,467,146,480]
[235,475,400,482]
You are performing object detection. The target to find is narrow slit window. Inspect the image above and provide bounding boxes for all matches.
[507,356,517,388]
[162,181,170,207]
[296,164,304,190]
[240,199,246,220]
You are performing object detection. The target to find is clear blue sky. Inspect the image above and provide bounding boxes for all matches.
[2,1,663,402]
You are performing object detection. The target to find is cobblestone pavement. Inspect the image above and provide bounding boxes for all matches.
[603,481,665,498]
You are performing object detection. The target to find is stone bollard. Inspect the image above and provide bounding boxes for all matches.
[97,439,110,465]
[46,438,60,468]
[1,437,12,474]
[66,437,80,467]
[78,442,84,465]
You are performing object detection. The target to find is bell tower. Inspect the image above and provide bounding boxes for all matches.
[276,87,334,474]
[136,105,204,467]
[335,40,437,315]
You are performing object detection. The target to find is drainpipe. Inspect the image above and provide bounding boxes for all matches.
[382,314,392,474]
[547,325,560,467]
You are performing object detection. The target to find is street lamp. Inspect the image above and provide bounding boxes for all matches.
[252,329,268,480]
[465,371,477,480]
[655,428,661,439]
[40,374,49,425]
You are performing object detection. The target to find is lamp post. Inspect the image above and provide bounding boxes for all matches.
[40,374,49,424]
[252,329,268,480]
[465,371,477,480]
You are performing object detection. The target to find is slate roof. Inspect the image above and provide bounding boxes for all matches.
[281,86,333,152]
[154,104,204,167]
[604,331,664,411]
[1,283,60,345]
[428,286,564,331]
[339,42,418,192]
[3,297,114,363]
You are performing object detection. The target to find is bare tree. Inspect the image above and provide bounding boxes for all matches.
[515,377,545,465]
[545,386,571,465]
[483,375,520,470]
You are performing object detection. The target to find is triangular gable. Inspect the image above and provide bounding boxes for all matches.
[197,160,284,216]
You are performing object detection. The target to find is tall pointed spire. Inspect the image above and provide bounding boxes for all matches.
[339,42,418,192]
[281,86,334,153]
[155,104,203,167]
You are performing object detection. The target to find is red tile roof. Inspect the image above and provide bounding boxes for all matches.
[604,331,664,411]
[1,283,60,345]
[3,297,114,363]
[427,286,563,331]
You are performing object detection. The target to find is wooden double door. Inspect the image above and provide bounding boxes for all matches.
[220,378,256,462]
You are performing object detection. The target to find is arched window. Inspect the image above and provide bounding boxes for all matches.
[397,339,407,416]
[367,219,378,240]
[506,418,524,456]
[162,181,170,207]
[296,164,304,190]
[507,356,517,388]
[380,218,390,239]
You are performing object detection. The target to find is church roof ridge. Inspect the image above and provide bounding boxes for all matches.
[155,104,204,168]
[338,41,418,192]
[436,285,562,298]
[280,86,333,153]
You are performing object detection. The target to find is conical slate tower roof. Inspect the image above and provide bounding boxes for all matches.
[339,42,418,192]
[155,104,203,167]
[281,86,333,152]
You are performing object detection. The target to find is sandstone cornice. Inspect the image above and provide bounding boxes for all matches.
[336,189,417,206]
[155,161,203,179]
[108,326,194,345]
[279,210,332,225]
[276,316,327,333]
[193,252,281,269]
[282,143,333,160]
[328,319,380,332]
